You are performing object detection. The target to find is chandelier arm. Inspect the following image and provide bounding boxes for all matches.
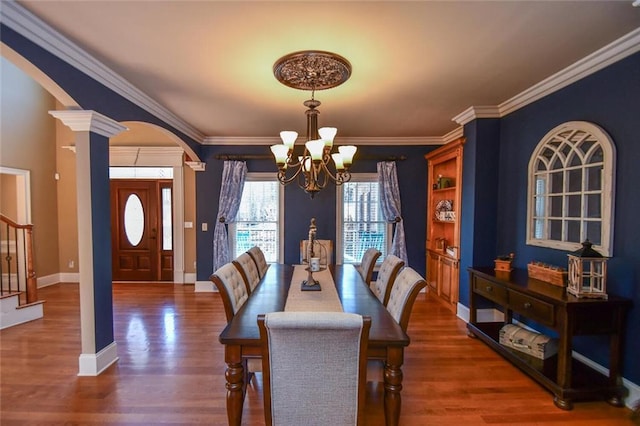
[276,165,305,185]
[318,160,346,184]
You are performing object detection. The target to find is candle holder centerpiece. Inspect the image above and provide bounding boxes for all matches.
[302,218,323,291]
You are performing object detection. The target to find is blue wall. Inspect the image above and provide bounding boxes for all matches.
[466,52,640,383]
[6,14,637,386]
[196,144,437,281]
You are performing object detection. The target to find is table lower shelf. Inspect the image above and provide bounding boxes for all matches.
[467,321,624,409]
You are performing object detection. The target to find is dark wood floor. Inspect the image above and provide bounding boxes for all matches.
[1,282,635,425]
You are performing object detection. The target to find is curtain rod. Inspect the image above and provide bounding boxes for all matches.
[213,154,407,161]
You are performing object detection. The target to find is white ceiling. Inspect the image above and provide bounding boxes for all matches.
[12,1,640,143]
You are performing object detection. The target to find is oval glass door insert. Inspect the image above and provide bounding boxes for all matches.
[124,194,144,246]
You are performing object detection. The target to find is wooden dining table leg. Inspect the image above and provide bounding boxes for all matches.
[383,347,404,426]
[224,345,245,426]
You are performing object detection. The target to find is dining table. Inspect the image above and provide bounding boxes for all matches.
[218,263,410,426]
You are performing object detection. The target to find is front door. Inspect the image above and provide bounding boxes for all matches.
[111,180,173,281]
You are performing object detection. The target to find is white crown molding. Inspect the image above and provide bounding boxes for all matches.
[453,27,640,125]
[49,110,128,138]
[500,27,640,116]
[1,1,205,143]
[442,126,464,143]
[451,106,501,126]
[5,1,638,144]
[203,135,446,146]
[185,161,206,171]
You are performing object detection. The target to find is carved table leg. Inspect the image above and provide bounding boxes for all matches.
[383,347,404,426]
[225,346,245,426]
[607,395,625,407]
[553,396,573,411]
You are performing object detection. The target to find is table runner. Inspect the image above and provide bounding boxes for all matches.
[284,265,343,312]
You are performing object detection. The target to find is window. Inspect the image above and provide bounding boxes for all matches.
[230,173,283,263]
[527,121,615,256]
[336,174,391,264]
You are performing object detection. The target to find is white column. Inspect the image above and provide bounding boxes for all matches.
[49,110,127,376]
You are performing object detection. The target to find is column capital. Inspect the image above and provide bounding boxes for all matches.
[49,110,128,138]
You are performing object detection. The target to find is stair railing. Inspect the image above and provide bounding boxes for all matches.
[0,214,37,304]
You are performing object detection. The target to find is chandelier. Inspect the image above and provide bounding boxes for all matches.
[270,50,357,198]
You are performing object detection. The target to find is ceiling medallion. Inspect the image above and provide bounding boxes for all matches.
[273,50,352,91]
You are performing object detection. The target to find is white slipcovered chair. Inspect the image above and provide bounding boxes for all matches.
[371,255,405,306]
[247,246,269,279]
[257,311,371,426]
[356,247,381,285]
[233,252,261,294]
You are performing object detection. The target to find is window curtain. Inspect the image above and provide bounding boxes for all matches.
[377,161,408,265]
[212,161,247,272]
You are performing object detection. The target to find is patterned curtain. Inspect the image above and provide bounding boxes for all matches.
[212,161,247,272]
[377,161,408,265]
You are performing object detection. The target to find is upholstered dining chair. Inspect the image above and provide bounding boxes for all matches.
[257,312,371,426]
[247,246,269,279]
[210,262,249,322]
[300,239,333,266]
[210,262,261,381]
[371,255,405,306]
[386,267,427,332]
[368,267,426,384]
[356,247,381,285]
[233,252,261,294]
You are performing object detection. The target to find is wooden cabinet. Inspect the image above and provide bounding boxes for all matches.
[467,267,631,410]
[424,138,465,313]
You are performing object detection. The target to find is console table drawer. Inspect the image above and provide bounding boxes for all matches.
[473,277,508,305]
[509,291,555,326]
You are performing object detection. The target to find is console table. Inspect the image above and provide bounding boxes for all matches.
[467,267,631,410]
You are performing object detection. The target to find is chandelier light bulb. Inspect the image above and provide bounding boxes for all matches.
[306,139,325,161]
[331,153,345,171]
[270,144,289,166]
[280,131,298,150]
[318,127,337,148]
[338,145,357,167]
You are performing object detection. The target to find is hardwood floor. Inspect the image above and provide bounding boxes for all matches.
[1,282,635,425]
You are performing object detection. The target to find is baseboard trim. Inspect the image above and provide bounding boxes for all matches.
[78,341,119,376]
[457,302,639,408]
[195,280,216,292]
[184,273,196,284]
[37,272,78,287]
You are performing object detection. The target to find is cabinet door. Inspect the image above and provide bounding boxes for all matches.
[440,256,458,305]
[427,251,440,292]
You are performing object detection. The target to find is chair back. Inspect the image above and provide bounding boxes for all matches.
[371,255,405,306]
[386,267,427,331]
[247,246,269,278]
[233,252,261,293]
[356,247,381,285]
[300,239,333,266]
[258,312,371,426]
[209,263,249,322]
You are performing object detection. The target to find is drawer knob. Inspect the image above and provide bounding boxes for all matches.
[524,302,532,309]
[485,286,493,292]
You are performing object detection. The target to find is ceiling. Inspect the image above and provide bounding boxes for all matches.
[12,1,640,144]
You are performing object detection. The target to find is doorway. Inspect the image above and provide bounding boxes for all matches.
[110,179,173,281]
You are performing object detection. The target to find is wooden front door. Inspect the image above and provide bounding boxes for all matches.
[111,180,173,281]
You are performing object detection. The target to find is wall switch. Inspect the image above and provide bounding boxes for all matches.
[201,222,208,232]
[68,260,74,268]
[184,221,193,228]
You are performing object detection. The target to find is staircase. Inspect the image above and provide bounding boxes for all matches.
[0,214,44,329]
